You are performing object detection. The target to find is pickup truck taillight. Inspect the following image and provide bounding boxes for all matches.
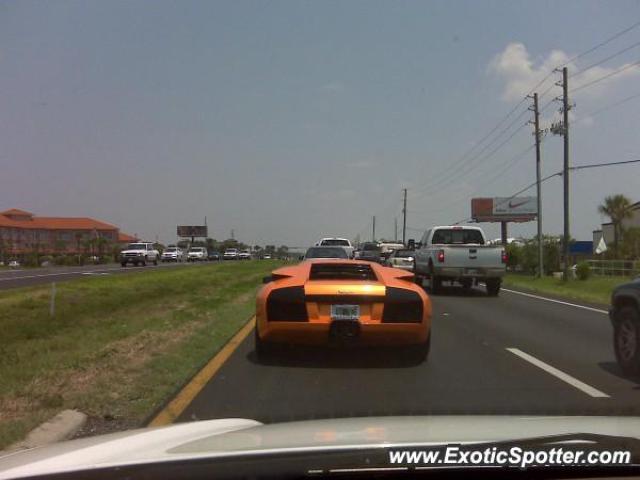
[437,250,445,263]
[501,250,508,264]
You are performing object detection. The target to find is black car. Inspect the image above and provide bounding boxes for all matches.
[207,251,221,261]
[609,277,640,375]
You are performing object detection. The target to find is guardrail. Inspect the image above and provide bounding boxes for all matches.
[587,259,640,277]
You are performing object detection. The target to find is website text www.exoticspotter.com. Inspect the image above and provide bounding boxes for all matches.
[389,446,631,469]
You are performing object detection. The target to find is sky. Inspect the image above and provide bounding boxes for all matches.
[1,0,639,247]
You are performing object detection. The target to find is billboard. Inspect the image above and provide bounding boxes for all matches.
[471,197,537,223]
[177,225,208,238]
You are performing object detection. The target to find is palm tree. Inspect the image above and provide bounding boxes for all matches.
[598,194,633,256]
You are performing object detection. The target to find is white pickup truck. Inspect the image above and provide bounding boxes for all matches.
[413,226,506,296]
[315,238,355,258]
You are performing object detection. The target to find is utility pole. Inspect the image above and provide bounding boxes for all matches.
[561,67,571,281]
[231,229,234,240]
[550,67,571,280]
[372,216,376,242]
[394,217,398,242]
[528,92,544,278]
[402,188,407,245]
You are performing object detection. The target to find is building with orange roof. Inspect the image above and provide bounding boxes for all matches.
[0,208,137,256]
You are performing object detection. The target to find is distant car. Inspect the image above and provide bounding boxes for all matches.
[378,242,406,263]
[303,246,350,260]
[187,247,207,262]
[610,277,640,375]
[8,260,20,268]
[207,251,221,261]
[262,254,272,260]
[385,249,416,272]
[315,238,355,258]
[358,242,382,263]
[161,246,184,262]
[223,248,239,260]
[255,259,432,362]
[120,242,160,267]
[238,250,252,260]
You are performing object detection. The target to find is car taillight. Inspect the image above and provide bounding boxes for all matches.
[501,250,508,264]
[266,287,308,322]
[437,250,445,263]
[382,287,423,323]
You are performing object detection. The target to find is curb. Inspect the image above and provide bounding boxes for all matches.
[8,410,87,452]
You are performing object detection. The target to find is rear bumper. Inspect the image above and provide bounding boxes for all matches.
[390,264,414,271]
[433,267,504,278]
[258,321,429,346]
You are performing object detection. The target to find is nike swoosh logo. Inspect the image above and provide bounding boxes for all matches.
[508,200,529,209]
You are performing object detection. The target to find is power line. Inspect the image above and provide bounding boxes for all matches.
[451,158,640,225]
[409,143,536,221]
[562,19,640,65]
[571,59,640,93]
[578,91,640,119]
[570,158,640,171]
[411,105,530,197]
[570,40,640,79]
[413,117,529,201]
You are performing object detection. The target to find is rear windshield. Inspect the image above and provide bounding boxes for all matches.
[320,239,350,246]
[431,229,484,245]
[362,243,380,251]
[394,250,414,257]
[305,247,349,259]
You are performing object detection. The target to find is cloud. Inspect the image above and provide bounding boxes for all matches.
[489,43,640,101]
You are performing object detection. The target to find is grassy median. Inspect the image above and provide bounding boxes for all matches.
[0,260,283,449]
[503,273,632,306]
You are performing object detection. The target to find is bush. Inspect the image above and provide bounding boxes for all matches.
[576,262,591,281]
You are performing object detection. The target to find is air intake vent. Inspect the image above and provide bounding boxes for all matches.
[309,263,377,281]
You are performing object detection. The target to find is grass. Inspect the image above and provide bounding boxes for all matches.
[0,260,283,449]
[502,273,632,306]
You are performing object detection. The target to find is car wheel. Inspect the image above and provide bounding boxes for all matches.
[614,306,640,375]
[486,279,501,296]
[254,326,277,362]
[461,278,472,290]
[406,334,431,363]
[153,258,158,266]
[141,258,147,267]
[430,274,442,295]
[121,262,127,267]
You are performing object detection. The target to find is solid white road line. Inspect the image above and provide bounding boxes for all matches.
[0,266,147,282]
[501,288,608,314]
[506,347,609,398]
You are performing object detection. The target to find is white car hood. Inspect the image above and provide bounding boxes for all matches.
[1,416,640,479]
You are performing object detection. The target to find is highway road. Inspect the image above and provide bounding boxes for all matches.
[0,262,205,290]
[176,284,639,424]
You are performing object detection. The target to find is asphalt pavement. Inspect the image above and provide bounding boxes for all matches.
[176,283,639,424]
[0,261,206,290]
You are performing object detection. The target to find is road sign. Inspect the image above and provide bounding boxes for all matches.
[471,197,537,223]
[177,226,208,238]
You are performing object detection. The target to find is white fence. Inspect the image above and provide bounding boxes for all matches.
[587,259,640,277]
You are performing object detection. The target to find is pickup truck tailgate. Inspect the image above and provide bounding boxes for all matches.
[439,245,503,269]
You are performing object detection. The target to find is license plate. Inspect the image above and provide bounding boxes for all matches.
[466,269,478,275]
[331,304,360,321]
